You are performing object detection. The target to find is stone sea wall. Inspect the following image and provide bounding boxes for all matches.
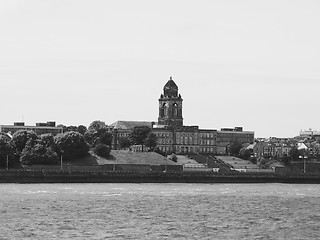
[1,169,320,184]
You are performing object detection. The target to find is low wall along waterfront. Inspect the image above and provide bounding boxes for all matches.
[1,166,320,184]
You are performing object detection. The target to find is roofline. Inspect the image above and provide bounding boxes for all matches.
[218,130,255,134]
[0,125,63,129]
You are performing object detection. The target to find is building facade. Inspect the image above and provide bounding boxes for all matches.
[153,126,217,154]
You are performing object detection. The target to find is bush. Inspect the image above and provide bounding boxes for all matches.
[93,144,111,158]
[170,154,177,162]
[249,157,257,164]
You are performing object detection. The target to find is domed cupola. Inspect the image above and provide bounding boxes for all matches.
[163,77,178,97]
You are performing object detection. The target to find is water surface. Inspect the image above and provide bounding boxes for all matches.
[0,183,319,239]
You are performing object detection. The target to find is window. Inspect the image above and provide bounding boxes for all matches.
[172,103,178,116]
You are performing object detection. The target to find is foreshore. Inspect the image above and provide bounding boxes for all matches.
[1,170,320,184]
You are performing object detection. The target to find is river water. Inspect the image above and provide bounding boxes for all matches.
[0,183,319,239]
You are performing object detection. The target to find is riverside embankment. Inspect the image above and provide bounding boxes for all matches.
[1,169,320,184]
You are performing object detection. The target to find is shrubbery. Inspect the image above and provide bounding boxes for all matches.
[93,144,111,158]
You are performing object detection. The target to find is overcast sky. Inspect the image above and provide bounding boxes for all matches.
[0,0,319,138]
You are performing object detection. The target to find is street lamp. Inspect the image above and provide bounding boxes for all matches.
[60,150,64,171]
[299,155,307,174]
[6,155,8,171]
[60,154,63,171]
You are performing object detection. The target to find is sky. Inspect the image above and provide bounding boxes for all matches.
[0,0,319,138]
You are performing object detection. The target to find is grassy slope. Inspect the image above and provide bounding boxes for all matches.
[64,150,178,166]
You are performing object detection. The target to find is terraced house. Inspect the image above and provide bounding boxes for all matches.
[110,77,254,154]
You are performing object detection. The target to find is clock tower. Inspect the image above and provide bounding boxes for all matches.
[158,77,183,127]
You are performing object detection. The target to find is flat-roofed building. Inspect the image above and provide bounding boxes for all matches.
[0,122,63,136]
[300,129,320,138]
[217,127,254,155]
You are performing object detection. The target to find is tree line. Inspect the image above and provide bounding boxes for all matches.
[0,121,159,168]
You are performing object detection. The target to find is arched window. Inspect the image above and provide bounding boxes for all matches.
[161,103,166,117]
[172,103,178,116]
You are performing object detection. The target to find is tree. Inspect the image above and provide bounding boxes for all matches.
[39,133,55,148]
[118,137,132,149]
[77,125,87,135]
[11,130,38,153]
[0,135,14,167]
[289,146,300,161]
[88,120,107,136]
[239,148,252,160]
[96,132,113,146]
[249,157,257,164]
[144,132,158,151]
[93,144,111,158]
[281,154,291,165]
[85,120,108,147]
[54,131,89,161]
[65,126,77,132]
[229,141,242,156]
[20,139,59,165]
[129,126,151,151]
[84,129,96,146]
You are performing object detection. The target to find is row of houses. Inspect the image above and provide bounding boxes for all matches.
[250,137,320,158]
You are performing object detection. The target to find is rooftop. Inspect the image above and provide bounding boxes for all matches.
[109,120,153,130]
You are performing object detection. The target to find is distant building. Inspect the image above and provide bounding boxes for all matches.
[0,121,63,136]
[217,127,254,155]
[253,138,294,158]
[109,77,254,154]
[300,129,320,138]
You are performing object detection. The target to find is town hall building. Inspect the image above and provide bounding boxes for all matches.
[110,77,254,154]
